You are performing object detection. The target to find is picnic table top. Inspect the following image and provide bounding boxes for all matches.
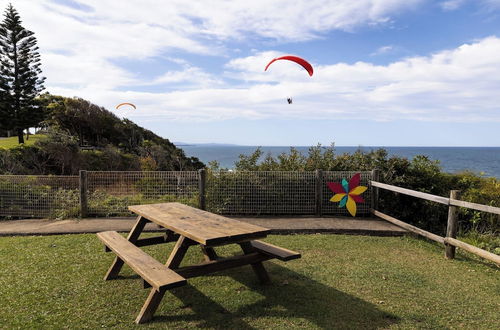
[128,203,269,246]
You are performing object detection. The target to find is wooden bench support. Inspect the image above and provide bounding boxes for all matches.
[200,246,219,261]
[104,216,149,280]
[98,231,187,324]
[176,251,272,279]
[135,231,179,247]
[165,235,197,269]
[239,241,271,284]
[250,240,301,261]
[136,287,167,324]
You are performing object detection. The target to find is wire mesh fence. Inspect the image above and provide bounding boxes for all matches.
[0,175,79,218]
[86,171,199,216]
[206,171,317,215]
[0,170,373,218]
[206,170,372,215]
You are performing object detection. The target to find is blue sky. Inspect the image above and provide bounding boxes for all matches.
[4,0,500,146]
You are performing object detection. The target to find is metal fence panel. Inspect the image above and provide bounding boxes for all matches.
[206,171,316,215]
[0,170,373,218]
[322,171,372,216]
[86,171,199,216]
[0,175,79,217]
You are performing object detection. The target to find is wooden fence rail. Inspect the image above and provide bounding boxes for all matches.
[371,181,500,215]
[370,180,499,266]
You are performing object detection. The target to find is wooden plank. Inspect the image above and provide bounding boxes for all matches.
[445,190,460,259]
[371,181,449,205]
[373,210,445,244]
[315,169,323,216]
[444,237,500,265]
[97,231,186,290]
[176,252,272,279]
[129,203,269,246]
[371,169,380,211]
[79,170,88,217]
[198,169,206,210]
[250,240,301,261]
[449,199,500,215]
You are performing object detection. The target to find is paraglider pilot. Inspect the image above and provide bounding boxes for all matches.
[287,97,293,104]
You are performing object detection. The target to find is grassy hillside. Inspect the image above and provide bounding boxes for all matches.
[0,134,45,149]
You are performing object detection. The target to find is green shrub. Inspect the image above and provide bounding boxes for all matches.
[87,189,198,217]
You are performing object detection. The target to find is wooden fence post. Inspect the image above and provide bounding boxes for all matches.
[371,169,380,212]
[315,169,323,217]
[445,190,460,259]
[198,169,206,210]
[79,170,88,218]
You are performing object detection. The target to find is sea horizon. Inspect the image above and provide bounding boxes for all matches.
[178,145,500,178]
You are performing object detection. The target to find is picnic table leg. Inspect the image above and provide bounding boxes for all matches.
[200,246,218,261]
[104,216,149,280]
[135,287,167,324]
[165,235,195,269]
[239,241,271,284]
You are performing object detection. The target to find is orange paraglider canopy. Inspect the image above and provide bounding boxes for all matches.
[264,55,313,76]
[115,102,136,110]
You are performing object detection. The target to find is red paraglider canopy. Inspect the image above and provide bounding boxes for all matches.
[264,55,313,76]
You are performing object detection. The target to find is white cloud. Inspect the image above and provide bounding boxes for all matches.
[370,45,394,56]
[440,0,500,11]
[149,66,224,88]
[58,36,500,124]
[440,0,466,11]
[0,0,425,98]
[1,1,499,125]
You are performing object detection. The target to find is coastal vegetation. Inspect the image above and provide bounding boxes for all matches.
[210,146,499,252]
[0,95,204,174]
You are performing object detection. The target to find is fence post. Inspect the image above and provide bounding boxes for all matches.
[79,170,88,218]
[315,169,323,217]
[198,169,206,210]
[371,169,380,212]
[445,190,460,259]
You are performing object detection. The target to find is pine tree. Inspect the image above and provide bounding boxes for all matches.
[0,3,45,143]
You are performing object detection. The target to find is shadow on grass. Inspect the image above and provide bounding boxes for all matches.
[151,262,400,329]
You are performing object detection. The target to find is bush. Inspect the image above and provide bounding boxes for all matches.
[0,176,79,219]
[87,189,198,217]
[226,145,499,235]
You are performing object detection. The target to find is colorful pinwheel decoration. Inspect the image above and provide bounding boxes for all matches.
[326,173,367,217]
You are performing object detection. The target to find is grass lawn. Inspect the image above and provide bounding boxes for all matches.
[0,134,45,149]
[0,234,498,329]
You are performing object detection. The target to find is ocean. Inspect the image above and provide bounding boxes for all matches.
[179,145,500,178]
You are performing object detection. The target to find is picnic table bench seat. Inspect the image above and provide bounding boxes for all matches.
[250,240,301,261]
[97,231,187,291]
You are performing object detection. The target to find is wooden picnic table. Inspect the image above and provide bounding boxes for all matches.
[97,202,301,324]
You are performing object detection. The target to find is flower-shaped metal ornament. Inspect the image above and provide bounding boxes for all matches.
[326,173,367,217]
